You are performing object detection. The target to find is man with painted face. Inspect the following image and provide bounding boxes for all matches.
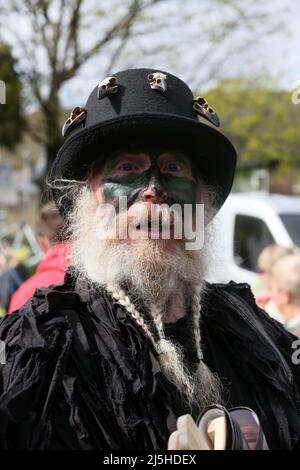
[0,69,300,450]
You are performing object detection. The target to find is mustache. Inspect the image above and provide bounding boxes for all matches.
[126,202,181,227]
[96,202,183,228]
[119,189,177,210]
[95,202,185,243]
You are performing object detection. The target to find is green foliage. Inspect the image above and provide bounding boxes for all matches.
[0,43,24,149]
[204,78,300,172]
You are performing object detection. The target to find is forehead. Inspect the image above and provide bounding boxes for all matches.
[92,144,195,174]
[108,149,191,165]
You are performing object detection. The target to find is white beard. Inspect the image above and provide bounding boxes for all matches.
[66,184,222,409]
[69,186,212,310]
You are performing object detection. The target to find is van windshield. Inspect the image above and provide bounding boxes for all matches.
[279,214,300,246]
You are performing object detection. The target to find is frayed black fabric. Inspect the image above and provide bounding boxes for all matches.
[0,272,300,450]
[201,282,300,450]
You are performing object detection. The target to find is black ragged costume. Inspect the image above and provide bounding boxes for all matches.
[1,270,300,450]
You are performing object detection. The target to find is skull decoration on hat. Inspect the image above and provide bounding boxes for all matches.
[147,72,168,92]
[97,76,118,100]
[193,96,220,127]
[62,106,87,138]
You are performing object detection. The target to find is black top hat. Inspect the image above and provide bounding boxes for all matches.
[50,68,236,213]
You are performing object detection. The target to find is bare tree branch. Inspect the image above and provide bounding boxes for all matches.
[61,0,83,74]
[0,0,286,175]
[25,123,47,145]
[104,0,141,74]
[61,0,162,81]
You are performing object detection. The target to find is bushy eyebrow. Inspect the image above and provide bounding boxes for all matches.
[157,152,192,167]
[102,152,150,173]
[98,150,194,178]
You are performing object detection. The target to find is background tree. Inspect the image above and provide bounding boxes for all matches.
[0,0,163,176]
[205,78,300,190]
[0,43,24,150]
[0,0,287,178]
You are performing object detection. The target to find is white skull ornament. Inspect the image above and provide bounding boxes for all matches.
[147,72,168,92]
[193,96,220,127]
[97,76,118,100]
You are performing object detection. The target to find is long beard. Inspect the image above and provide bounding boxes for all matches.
[67,184,222,410]
[69,186,209,308]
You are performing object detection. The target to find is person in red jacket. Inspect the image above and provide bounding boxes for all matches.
[8,202,69,313]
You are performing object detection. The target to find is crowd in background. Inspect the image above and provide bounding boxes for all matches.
[255,244,300,337]
[0,202,69,316]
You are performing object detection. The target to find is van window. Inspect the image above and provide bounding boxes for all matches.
[279,214,300,246]
[234,215,274,272]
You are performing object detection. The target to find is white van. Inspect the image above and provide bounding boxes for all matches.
[207,192,300,288]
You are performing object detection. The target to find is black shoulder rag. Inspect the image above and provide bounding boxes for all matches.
[1,270,300,450]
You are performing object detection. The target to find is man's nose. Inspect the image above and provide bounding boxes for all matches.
[140,184,168,203]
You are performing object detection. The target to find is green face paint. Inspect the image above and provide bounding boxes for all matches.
[100,148,198,210]
[161,173,195,205]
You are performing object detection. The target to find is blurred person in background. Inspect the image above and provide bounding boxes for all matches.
[271,254,300,337]
[0,243,30,316]
[255,244,299,322]
[8,202,69,313]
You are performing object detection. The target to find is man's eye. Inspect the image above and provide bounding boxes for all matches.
[164,162,182,173]
[118,162,138,172]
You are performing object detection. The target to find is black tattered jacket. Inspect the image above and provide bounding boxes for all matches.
[0,270,300,450]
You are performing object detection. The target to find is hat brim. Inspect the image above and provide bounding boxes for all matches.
[50,112,236,213]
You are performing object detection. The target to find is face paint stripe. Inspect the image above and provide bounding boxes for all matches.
[100,149,198,210]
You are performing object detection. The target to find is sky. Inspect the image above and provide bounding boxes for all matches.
[1,0,300,108]
[59,0,300,107]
